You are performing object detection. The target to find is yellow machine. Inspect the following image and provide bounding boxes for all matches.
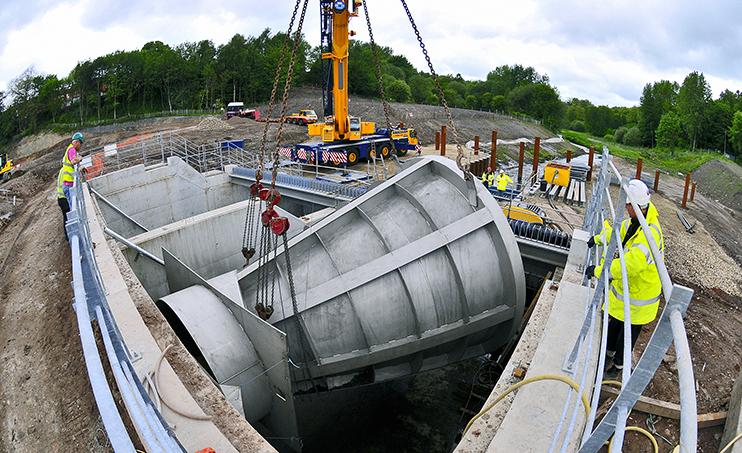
[502,205,544,224]
[544,162,571,187]
[1,154,16,181]
[302,0,417,156]
[307,1,375,142]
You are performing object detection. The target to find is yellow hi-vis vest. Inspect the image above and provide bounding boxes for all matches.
[481,171,494,187]
[593,202,664,325]
[496,173,513,191]
[57,144,75,199]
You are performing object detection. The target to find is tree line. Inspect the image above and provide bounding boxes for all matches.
[565,73,742,156]
[0,29,565,145]
[1,28,741,158]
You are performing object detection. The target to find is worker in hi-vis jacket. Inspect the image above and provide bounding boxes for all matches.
[585,179,664,377]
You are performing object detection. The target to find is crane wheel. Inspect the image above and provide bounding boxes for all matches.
[347,150,359,165]
[380,145,391,158]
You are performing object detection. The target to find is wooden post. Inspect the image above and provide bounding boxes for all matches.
[490,130,497,169]
[690,182,697,202]
[681,173,691,208]
[587,146,595,181]
[532,137,540,180]
[653,169,660,192]
[435,131,440,151]
[636,158,643,180]
[518,141,525,183]
[566,150,572,163]
[474,135,479,155]
[440,125,447,156]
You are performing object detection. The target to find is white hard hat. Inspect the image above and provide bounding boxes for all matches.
[627,179,650,208]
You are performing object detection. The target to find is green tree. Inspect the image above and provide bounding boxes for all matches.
[677,71,711,150]
[408,75,433,104]
[507,83,563,130]
[729,111,742,156]
[490,95,507,112]
[614,126,628,143]
[638,80,678,146]
[570,120,586,132]
[623,126,642,146]
[386,78,412,102]
[655,112,683,152]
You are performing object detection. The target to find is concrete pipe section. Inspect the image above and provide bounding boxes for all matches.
[159,156,525,443]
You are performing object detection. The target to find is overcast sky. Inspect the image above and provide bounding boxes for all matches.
[1,0,740,106]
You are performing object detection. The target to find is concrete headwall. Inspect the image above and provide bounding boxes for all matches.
[89,157,248,238]
[124,199,304,300]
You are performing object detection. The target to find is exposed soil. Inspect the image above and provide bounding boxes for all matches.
[693,159,742,212]
[0,182,110,452]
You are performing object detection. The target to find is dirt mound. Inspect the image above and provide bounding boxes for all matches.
[254,87,554,145]
[7,132,68,161]
[195,117,233,131]
[693,159,742,212]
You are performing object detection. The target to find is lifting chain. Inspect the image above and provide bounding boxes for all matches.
[399,0,471,178]
[242,0,303,262]
[361,0,398,158]
[282,233,319,377]
[256,0,304,173]
[270,0,310,191]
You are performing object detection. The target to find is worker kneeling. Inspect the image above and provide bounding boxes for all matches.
[496,169,513,193]
[585,180,664,377]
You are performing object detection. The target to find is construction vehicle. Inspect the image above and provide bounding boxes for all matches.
[289,0,419,166]
[1,154,17,182]
[284,109,318,125]
[225,102,260,120]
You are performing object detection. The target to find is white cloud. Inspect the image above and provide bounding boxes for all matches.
[0,0,740,106]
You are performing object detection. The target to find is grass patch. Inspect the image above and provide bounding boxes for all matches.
[560,129,734,174]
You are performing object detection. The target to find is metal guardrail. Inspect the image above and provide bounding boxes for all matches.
[549,147,696,452]
[89,130,378,186]
[230,166,368,200]
[66,171,185,452]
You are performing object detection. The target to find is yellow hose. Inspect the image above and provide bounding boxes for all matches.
[601,380,658,453]
[462,375,660,453]
[720,432,742,453]
[607,426,659,453]
[463,374,590,435]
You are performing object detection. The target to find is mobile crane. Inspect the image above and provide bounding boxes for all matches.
[289,0,419,166]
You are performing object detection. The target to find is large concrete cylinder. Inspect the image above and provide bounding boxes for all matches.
[237,156,526,388]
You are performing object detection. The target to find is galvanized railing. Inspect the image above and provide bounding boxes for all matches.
[553,146,696,452]
[66,170,185,452]
[88,130,377,185]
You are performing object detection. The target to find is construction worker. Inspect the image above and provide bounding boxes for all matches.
[57,132,84,239]
[585,179,664,377]
[481,166,495,188]
[496,169,513,192]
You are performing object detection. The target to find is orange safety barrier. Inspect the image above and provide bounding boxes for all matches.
[84,152,105,178]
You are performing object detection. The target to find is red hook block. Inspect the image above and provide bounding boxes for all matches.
[261,207,278,226]
[270,217,290,236]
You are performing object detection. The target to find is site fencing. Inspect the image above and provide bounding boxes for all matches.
[553,146,696,452]
[84,130,379,185]
[66,171,185,452]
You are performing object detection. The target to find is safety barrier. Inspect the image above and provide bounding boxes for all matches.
[87,130,378,188]
[230,166,368,200]
[549,146,696,452]
[66,171,185,452]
